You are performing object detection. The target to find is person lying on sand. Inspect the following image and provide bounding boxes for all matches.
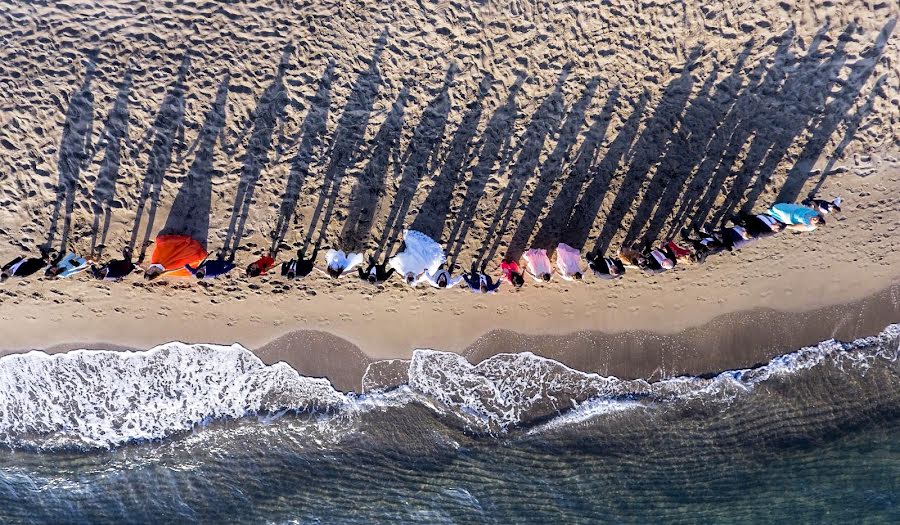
[1,249,50,282]
[319,249,363,279]
[463,267,502,294]
[662,240,692,264]
[388,229,446,286]
[802,196,842,216]
[90,247,135,281]
[719,225,757,252]
[45,252,89,278]
[464,261,501,293]
[357,255,395,284]
[642,246,675,274]
[246,255,276,277]
[416,265,464,289]
[555,243,585,281]
[587,252,625,280]
[617,246,648,270]
[281,247,318,280]
[680,228,726,264]
[187,255,235,280]
[524,248,553,282]
[768,203,825,232]
[143,235,208,280]
[500,258,526,288]
[736,213,785,238]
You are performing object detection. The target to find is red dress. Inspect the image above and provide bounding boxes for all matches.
[252,255,276,274]
[500,260,521,284]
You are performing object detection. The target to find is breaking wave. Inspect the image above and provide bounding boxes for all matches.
[1,324,898,450]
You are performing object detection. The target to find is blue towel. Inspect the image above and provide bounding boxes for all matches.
[769,203,819,226]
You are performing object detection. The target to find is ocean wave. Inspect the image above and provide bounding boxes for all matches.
[1,324,897,449]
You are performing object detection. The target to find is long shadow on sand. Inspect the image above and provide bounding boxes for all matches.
[45,53,97,254]
[269,62,335,256]
[129,54,189,262]
[304,33,387,252]
[159,74,231,250]
[407,73,492,248]
[340,85,409,254]
[375,65,455,258]
[505,75,598,259]
[222,45,293,260]
[529,87,623,253]
[89,66,132,258]
[477,69,568,266]
[445,75,522,269]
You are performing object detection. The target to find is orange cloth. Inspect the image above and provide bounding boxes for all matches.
[150,235,208,278]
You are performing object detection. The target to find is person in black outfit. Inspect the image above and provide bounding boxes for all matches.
[90,247,135,281]
[587,252,625,280]
[736,213,785,238]
[358,254,395,284]
[2,249,50,282]
[681,228,726,264]
[281,246,318,280]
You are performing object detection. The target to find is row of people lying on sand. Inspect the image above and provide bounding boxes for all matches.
[1,199,840,292]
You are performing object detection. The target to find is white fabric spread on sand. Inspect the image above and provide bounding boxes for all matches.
[325,250,363,275]
[555,243,584,280]
[524,249,552,280]
[389,230,445,280]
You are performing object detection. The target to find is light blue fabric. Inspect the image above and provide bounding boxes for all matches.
[768,203,819,226]
[54,253,88,278]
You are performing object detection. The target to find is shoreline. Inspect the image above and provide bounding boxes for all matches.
[13,281,899,392]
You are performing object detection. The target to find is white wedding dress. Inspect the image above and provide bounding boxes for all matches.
[325,249,363,276]
[555,243,584,280]
[389,230,446,282]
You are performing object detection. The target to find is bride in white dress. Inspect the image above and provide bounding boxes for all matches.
[321,249,364,278]
[555,243,585,281]
[389,230,446,285]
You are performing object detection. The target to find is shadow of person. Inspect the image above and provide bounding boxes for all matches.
[160,74,231,250]
[45,52,97,253]
[129,53,190,262]
[374,61,456,258]
[222,44,294,260]
[90,67,133,258]
[340,84,410,254]
[446,74,523,269]
[304,31,387,252]
[269,61,335,257]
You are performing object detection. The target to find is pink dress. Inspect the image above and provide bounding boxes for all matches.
[555,243,584,280]
[524,248,552,282]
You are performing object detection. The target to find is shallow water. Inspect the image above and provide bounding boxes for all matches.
[1,326,898,523]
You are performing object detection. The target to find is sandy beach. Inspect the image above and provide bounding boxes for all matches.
[1,0,899,389]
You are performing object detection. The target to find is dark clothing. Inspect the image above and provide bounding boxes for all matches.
[3,255,47,278]
[91,259,135,280]
[462,273,501,293]
[588,256,625,280]
[187,259,235,279]
[642,250,671,274]
[358,263,394,284]
[721,226,756,252]
[281,249,317,280]
[738,213,783,238]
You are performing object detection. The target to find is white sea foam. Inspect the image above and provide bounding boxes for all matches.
[0,343,344,448]
[0,324,897,449]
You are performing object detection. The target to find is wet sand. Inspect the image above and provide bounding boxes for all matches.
[29,282,900,392]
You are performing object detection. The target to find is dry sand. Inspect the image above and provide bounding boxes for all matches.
[0,0,899,387]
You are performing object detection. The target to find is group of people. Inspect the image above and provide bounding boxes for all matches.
[2,198,841,294]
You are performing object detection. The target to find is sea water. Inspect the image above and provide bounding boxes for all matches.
[0,325,898,523]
